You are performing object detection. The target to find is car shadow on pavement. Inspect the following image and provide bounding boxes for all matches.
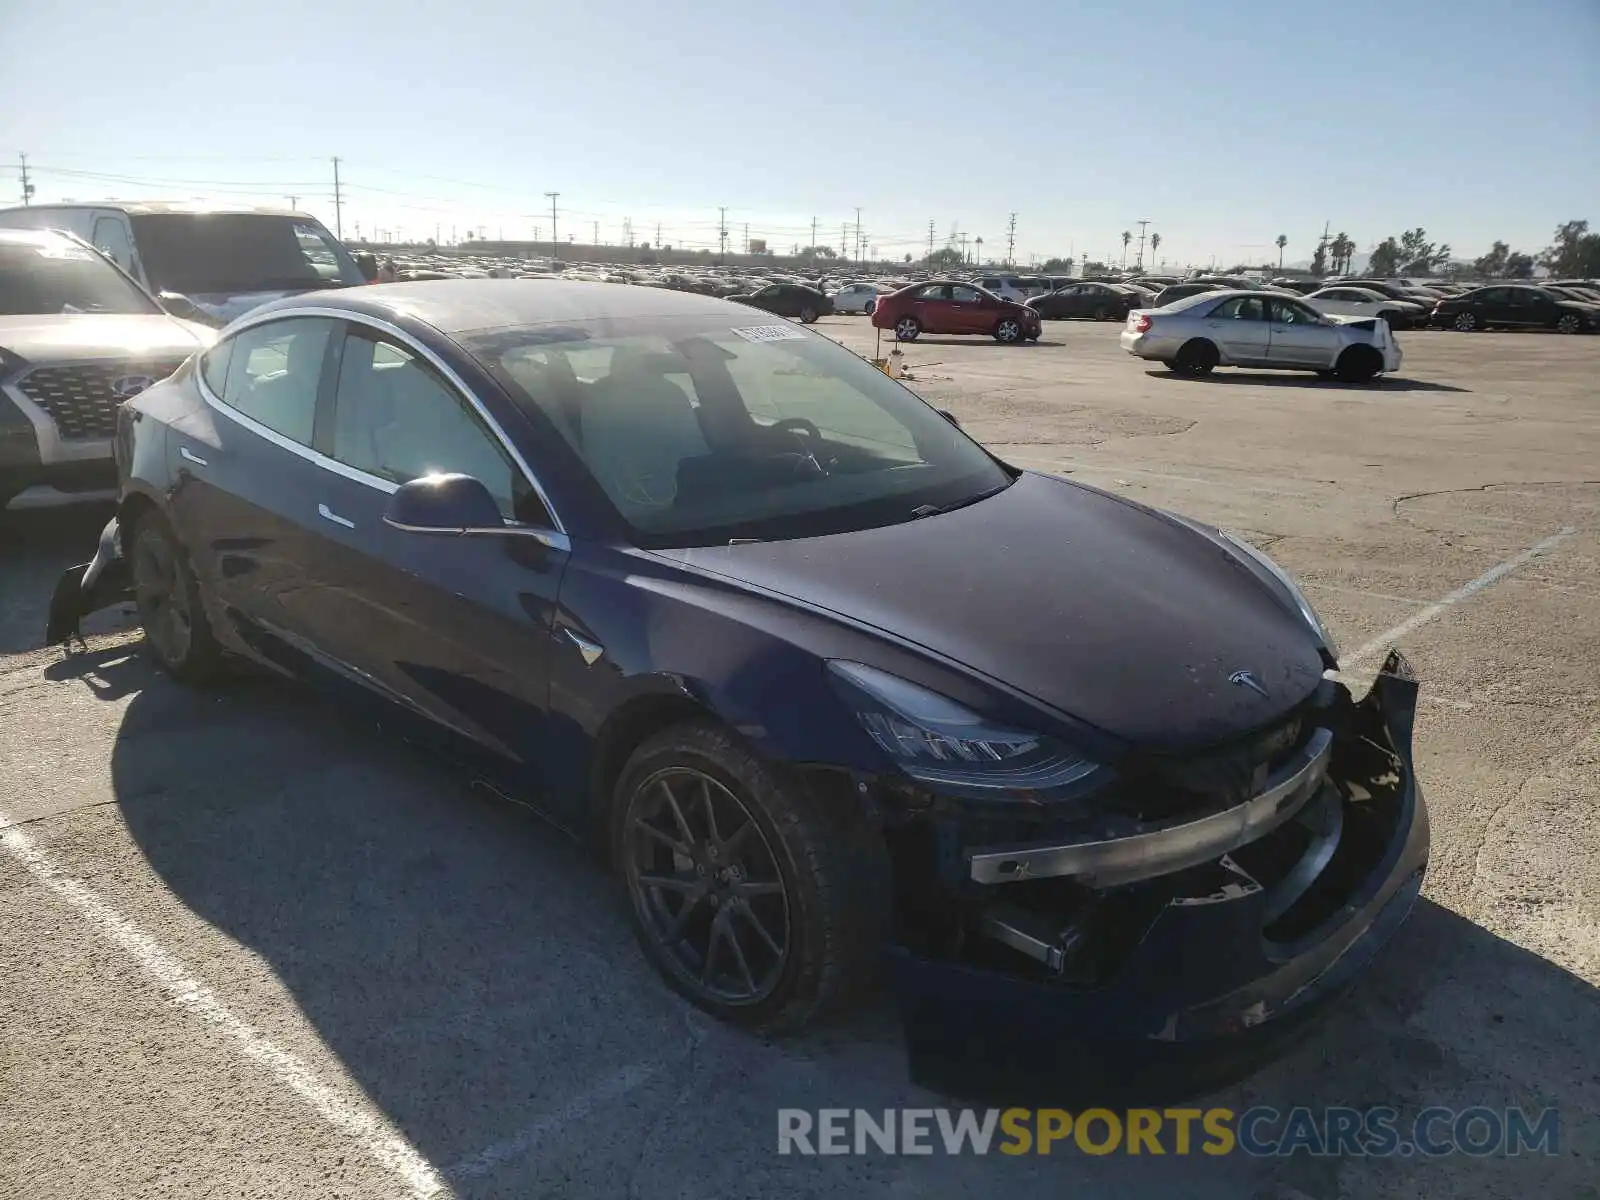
[1144,371,1471,393]
[42,643,147,701]
[96,662,1596,1197]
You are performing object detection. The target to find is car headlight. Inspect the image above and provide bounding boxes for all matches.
[1218,530,1339,659]
[826,660,1105,800]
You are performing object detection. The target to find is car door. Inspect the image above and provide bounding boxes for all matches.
[1472,287,1513,326]
[1266,297,1338,367]
[1507,288,1552,328]
[912,283,953,332]
[751,285,784,315]
[1201,296,1271,364]
[948,284,989,333]
[296,320,572,792]
[169,316,342,668]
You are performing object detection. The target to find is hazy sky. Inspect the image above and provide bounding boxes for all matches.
[2,0,1596,267]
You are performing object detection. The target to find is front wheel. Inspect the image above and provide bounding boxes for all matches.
[1335,344,1383,384]
[798,305,818,324]
[615,722,885,1031]
[994,317,1023,343]
[1452,312,1478,332]
[1092,305,1109,321]
[894,316,921,342]
[863,298,876,315]
[1556,313,1582,334]
[130,511,224,682]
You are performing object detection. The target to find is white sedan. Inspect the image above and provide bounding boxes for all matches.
[1305,286,1428,328]
[1120,289,1402,382]
[829,283,884,314]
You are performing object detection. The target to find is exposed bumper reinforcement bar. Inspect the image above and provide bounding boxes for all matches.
[967,726,1335,886]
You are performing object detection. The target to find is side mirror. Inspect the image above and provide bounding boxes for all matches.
[383,473,504,533]
[938,409,962,428]
[354,252,379,283]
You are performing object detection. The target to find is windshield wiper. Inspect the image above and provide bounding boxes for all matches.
[909,481,1012,520]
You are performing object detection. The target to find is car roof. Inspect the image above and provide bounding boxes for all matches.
[247,279,781,335]
[0,200,306,218]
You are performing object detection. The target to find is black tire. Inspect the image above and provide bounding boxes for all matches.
[893,316,921,342]
[1174,338,1219,376]
[1092,305,1109,321]
[1555,312,1582,334]
[863,298,876,316]
[1316,369,1338,380]
[1160,359,1180,372]
[994,316,1023,344]
[1335,344,1383,384]
[129,510,224,682]
[613,721,885,1031]
[799,305,818,324]
[1452,311,1478,332]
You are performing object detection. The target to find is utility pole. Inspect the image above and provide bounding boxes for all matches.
[841,223,848,265]
[1135,218,1150,272]
[285,194,299,211]
[718,207,728,263]
[744,222,749,254]
[545,192,560,260]
[593,219,599,247]
[655,221,662,248]
[810,216,818,255]
[331,157,343,239]
[1006,213,1016,266]
[18,153,34,205]
[927,219,935,265]
[854,207,862,268]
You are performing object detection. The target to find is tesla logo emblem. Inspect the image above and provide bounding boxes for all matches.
[1229,670,1269,698]
[110,375,155,400]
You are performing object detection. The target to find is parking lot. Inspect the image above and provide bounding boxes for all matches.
[2,320,1596,1198]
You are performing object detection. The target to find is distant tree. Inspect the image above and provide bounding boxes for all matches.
[1310,240,1329,277]
[1473,241,1511,278]
[1541,219,1600,276]
[1120,230,1132,268]
[1329,232,1355,274]
[1082,260,1109,276]
[927,246,966,269]
[1368,237,1403,276]
[1397,227,1450,274]
[801,245,837,260]
[1504,251,1535,279]
[1040,256,1076,274]
[1148,233,1160,264]
[1274,234,1288,269]
[904,252,913,263]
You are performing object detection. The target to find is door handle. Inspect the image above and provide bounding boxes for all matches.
[179,446,208,467]
[317,502,355,529]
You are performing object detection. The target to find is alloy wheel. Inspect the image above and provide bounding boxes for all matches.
[894,317,919,341]
[624,768,791,1006]
[133,526,192,666]
[996,319,1021,343]
[1453,312,1476,331]
[1557,313,1581,334]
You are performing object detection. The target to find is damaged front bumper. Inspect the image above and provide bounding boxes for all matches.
[45,515,130,647]
[883,651,1429,1104]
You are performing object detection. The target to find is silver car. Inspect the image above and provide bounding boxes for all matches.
[1119,289,1403,383]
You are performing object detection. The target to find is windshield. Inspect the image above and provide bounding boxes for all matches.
[129,213,364,295]
[464,317,1012,547]
[0,239,160,316]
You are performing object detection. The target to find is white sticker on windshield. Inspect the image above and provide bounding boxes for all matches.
[729,323,806,344]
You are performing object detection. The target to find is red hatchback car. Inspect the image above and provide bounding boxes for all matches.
[872,280,1043,344]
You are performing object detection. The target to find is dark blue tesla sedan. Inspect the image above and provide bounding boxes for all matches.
[50,281,1427,1098]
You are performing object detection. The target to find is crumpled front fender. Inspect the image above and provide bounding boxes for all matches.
[45,516,130,646]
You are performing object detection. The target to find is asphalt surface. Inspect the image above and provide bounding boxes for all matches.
[2,320,1596,1198]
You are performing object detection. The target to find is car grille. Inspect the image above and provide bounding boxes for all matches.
[1107,711,1311,821]
[16,360,186,441]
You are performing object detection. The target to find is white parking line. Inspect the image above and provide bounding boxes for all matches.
[0,817,447,1199]
[1340,526,1576,669]
[442,1062,658,1181]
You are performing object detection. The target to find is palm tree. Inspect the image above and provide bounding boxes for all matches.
[1149,232,1161,267]
[1120,230,1132,269]
[1331,232,1353,274]
[1275,234,1288,269]
[974,235,984,266]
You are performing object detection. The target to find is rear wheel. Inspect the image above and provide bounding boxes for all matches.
[1452,311,1478,332]
[1174,339,1219,376]
[130,511,223,682]
[863,298,876,315]
[615,722,884,1031]
[994,317,1023,344]
[1556,312,1582,334]
[1092,304,1109,321]
[798,305,818,324]
[894,316,921,342]
[1335,344,1383,384]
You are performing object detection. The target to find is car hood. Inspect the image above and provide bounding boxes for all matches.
[0,313,211,365]
[659,472,1326,749]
